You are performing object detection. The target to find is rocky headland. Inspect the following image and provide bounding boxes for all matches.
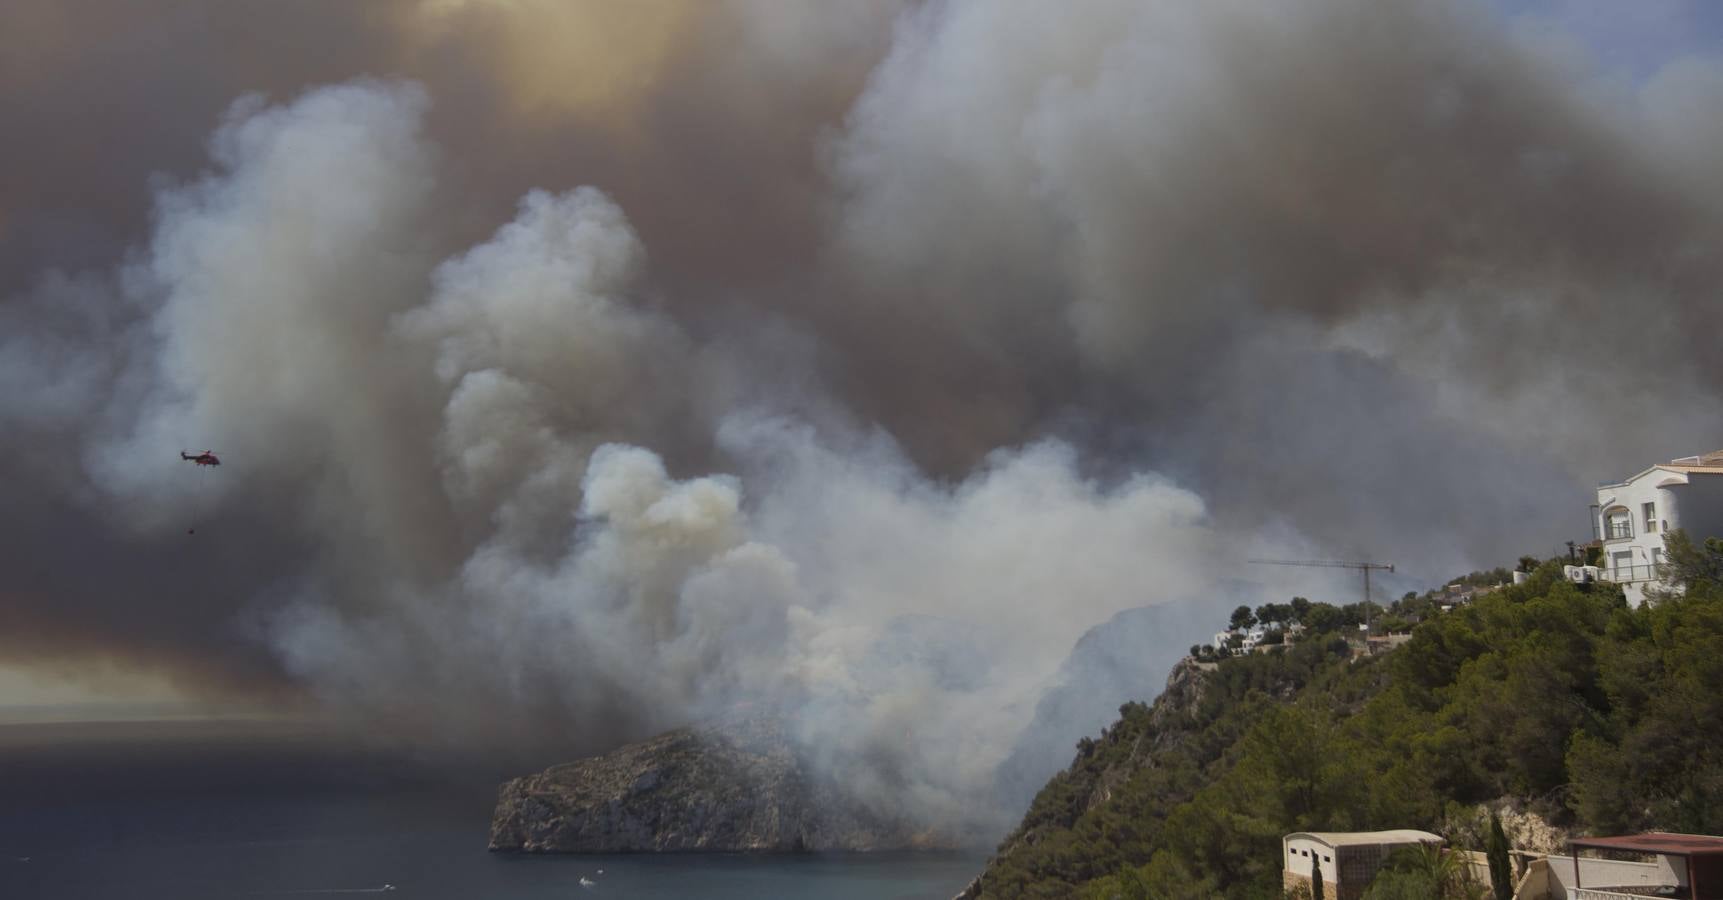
[488,715,956,853]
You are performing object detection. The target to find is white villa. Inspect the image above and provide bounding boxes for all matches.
[1593,450,1723,606]
[1213,625,1265,652]
[1212,622,1302,654]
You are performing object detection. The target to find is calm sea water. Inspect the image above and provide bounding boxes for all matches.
[0,720,987,900]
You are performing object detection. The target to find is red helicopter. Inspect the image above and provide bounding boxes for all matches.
[180,450,221,467]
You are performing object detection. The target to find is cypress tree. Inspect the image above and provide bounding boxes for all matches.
[1487,811,1514,900]
[1311,858,1324,900]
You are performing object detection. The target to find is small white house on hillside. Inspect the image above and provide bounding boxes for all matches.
[1595,450,1723,606]
[1214,623,1296,654]
[1213,625,1266,651]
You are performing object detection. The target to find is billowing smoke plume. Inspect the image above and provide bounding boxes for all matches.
[6,0,1723,834]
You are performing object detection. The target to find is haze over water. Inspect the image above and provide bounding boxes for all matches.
[0,718,983,900]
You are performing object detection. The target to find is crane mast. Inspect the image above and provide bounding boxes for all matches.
[1247,559,1395,635]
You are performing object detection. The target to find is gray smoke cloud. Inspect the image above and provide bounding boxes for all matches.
[6,0,1723,834]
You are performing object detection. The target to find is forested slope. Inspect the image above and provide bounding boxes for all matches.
[965,532,1723,899]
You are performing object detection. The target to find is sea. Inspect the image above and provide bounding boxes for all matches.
[0,718,987,900]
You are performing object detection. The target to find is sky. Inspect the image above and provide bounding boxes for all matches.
[0,665,177,708]
[4,0,1723,834]
[1501,0,1723,78]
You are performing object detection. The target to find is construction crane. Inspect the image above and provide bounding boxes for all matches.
[1247,559,1395,635]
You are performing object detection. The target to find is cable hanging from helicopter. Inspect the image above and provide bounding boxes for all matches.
[179,450,221,534]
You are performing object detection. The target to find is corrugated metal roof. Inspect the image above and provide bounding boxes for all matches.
[1569,832,1723,857]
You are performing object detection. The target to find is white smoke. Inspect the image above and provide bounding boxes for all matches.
[0,79,1228,832]
[11,0,1723,838]
[826,0,1723,564]
[73,81,444,547]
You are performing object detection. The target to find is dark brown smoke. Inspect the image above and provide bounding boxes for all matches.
[5,0,1723,832]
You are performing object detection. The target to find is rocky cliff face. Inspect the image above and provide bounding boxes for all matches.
[488,716,955,853]
[955,657,1212,899]
[993,602,1210,810]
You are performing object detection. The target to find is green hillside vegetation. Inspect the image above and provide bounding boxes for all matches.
[969,531,1723,900]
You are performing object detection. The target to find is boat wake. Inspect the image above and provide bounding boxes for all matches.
[251,886,397,895]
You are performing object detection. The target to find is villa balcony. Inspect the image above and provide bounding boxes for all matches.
[1601,564,1667,584]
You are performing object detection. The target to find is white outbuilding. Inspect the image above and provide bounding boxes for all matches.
[1282,830,1442,899]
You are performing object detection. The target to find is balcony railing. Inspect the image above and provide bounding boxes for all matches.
[1605,523,1633,540]
[1573,889,1686,900]
[1602,564,1667,584]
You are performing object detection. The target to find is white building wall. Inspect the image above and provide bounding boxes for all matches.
[1594,468,1723,606]
[1542,854,1686,898]
[1283,836,1335,884]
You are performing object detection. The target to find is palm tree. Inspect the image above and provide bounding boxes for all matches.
[1366,842,1489,900]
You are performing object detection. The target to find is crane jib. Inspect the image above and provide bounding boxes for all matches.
[1245,559,1396,635]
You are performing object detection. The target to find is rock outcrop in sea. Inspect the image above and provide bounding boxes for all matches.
[488,715,955,853]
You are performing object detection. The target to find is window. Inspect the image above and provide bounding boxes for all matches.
[1606,509,1632,540]
[1643,502,1657,532]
